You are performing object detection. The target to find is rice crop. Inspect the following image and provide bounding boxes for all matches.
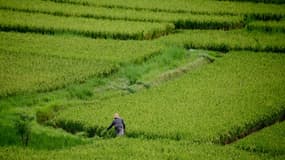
[247,20,285,33]
[157,29,285,52]
[0,32,164,97]
[49,0,285,20]
[0,0,244,30]
[0,10,174,40]
[0,138,261,160]
[233,121,285,155]
[55,52,285,143]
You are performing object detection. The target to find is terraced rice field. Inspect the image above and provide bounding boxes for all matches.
[0,0,284,159]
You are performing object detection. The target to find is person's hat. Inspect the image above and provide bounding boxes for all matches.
[114,113,120,118]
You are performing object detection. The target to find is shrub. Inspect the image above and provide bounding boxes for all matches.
[14,113,33,147]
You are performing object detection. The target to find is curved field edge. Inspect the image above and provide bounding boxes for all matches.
[54,51,285,143]
[233,121,285,155]
[0,32,165,97]
[0,0,244,30]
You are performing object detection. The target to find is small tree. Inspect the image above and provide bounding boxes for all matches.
[15,114,33,147]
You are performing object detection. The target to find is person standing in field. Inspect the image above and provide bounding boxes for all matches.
[107,113,126,136]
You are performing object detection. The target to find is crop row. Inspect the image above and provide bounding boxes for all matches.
[233,121,285,156]
[0,50,115,97]
[0,32,164,63]
[49,0,285,20]
[0,10,174,40]
[0,32,164,97]
[54,52,285,143]
[247,20,285,33]
[157,29,285,52]
[0,138,262,160]
[0,0,244,30]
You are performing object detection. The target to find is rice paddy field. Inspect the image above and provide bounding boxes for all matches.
[0,0,284,159]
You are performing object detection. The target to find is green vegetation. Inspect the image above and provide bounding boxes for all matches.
[1,0,285,159]
[14,114,33,146]
[0,32,164,63]
[0,138,262,160]
[0,32,166,97]
[0,0,244,29]
[218,0,285,4]
[233,121,285,155]
[0,47,211,112]
[49,0,285,20]
[54,52,285,143]
[0,10,174,40]
[0,121,89,150]
[0,50,114,97]
[247,20,285,33]
[158,29,285,52]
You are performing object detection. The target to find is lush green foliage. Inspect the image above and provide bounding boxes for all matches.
[55,52,285,143]
[0,32,164,63]
[50,0,285,20]
[1,0,285,159]
[0,32,166,97]
[0,0,244,29]
[0,122,88,150]
[233,121,285,155]
[0,10,174,40]
[158,29,285,52]
[247,20,285,33]
[0,50,114,97]
[0,138,262,160]
[14,114,33,146]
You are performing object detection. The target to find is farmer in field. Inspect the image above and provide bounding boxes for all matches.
[107,113,126,136]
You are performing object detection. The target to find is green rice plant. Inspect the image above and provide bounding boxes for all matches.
[0,10,174,40]
[0,50,114,97]
[0,32,164,97]
[247,20,285,33]
[49,0,285,20]
[233,121,285,156]
[55,52,285,143]
[157,29,285,52]
[173,14,244,29]
[0,0,244,29]
[0,138,262,160]
[0,32,164,63]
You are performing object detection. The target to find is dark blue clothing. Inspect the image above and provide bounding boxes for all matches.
[107,118,125,135]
